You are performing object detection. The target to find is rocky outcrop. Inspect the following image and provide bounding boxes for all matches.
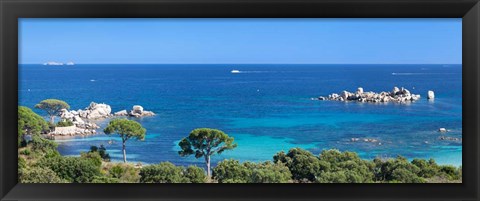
[439,136,462,142]
[315,87,421,103]
[48,125,96,137]
[114,110,128,116]
[61,102,112,121]
[78,102,112,119]
[114,105,155,118]
[428,90,435,99]
[438,128,447,132]
[350,138,382,145]
[59,102,112,131]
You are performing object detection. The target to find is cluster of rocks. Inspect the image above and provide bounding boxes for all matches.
[316,87,423,103]
[438,128,448,132]
[439,136,462,142]
[437,127,461,142]
[55,102,154,137]
[351,138,379,143]
[350,138,382,145]
[48,125,97,137]
[60,102,111,129]
[114,105,155,118]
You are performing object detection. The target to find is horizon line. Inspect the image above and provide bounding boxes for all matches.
[19,63,463,65]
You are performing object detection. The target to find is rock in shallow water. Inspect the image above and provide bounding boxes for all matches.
[316,86,421,103]
[114,105,155,118]
[428,90,435,99]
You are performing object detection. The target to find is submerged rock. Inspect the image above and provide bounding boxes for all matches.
[439,136,461,142]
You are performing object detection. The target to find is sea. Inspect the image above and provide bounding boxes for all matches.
[19,64,462,167]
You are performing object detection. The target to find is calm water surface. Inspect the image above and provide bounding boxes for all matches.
[19,64,462,167]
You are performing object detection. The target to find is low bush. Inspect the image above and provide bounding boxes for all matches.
[89,145,111,161]
[20,166,66,183]
[139,162,206,183]
[56,119,74,127]
[107,163,140,183]
[37,156,101,183]
[213,160,291,183]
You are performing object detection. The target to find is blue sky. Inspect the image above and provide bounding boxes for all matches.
[19,18,462,64]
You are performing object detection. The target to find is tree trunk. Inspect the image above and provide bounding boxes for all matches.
[205,155,211,178]
[50,115,55,124]
[122,140,127,163]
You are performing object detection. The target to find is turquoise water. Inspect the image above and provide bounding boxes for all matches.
[19,64,462,167]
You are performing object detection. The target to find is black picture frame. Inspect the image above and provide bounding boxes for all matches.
[1,0,479,200]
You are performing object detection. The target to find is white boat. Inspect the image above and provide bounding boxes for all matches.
[66,61,75,65]
[43,61,64,66]
[231,70,240,74]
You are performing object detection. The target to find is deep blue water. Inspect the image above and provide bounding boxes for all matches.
[19,64,462,167]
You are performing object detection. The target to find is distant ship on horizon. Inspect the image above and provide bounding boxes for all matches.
[43,61,75,66]
[231,69,240,74]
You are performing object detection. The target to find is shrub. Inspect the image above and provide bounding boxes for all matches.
[31,134,58,153]
[19,148,31,156]
[316,150,375,183]
[411,158,439,178]
[89,145,111,161]
[373,156,424,183]
[185,166,207,183]
[18,157,27,180]
[212,159,251,183]
[20,166,66,183]
[439,165,461,180]
[37,156,101,183]
[273,148,328,182]
[56,119,74,127]
[391,168,425,183]
[249,161,292,183]
[18,106,50,146]
[139,162,188,183]
[213,160,291,183]
[107,164,140,183]
[91,176,120,183]
[80,151,103,167]
[30,135,60,158]
[18,157,27,169]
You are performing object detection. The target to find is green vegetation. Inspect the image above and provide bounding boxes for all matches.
[107,164,139,182]
[34,99,70,124]
[139,162,206,183]
[104,119,146,163]
[18,106,50,146]
[20,166,66,183]
[56,119,74,127]
[37,156,102,183]
[89,145,111,161]
[212,160,292,183]
[178,128,237,177]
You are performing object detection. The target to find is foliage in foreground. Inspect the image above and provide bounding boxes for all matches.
[18,127,461,184]
[37,155,102,183]
[212,159,292,183]
[139,162,206,183]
